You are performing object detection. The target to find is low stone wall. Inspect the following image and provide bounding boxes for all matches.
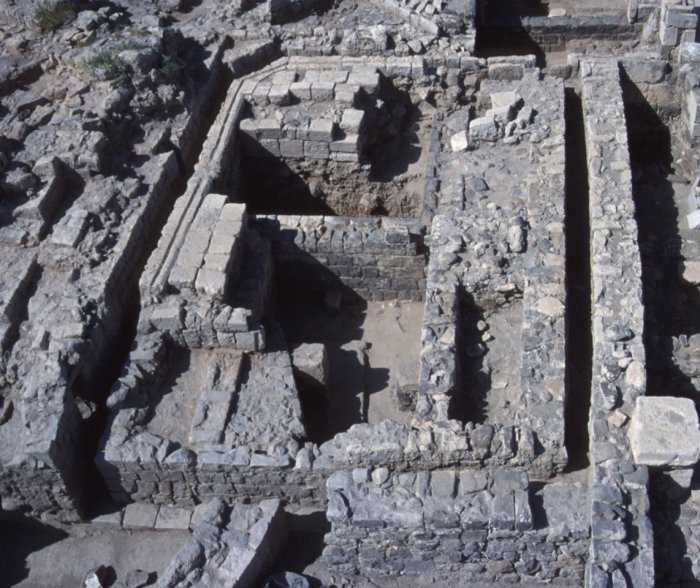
[98,331,314,507]
[254,215,426,301]
[580,58,654,587]
[323,468,589,583]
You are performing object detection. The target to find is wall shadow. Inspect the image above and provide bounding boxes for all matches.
[0,514,68,587]
[451,288,491,424]
[622,70,700,401]
[272,243,368,444]
[475,0,546,67]
[563,87,592,472]
[622,70,700,586]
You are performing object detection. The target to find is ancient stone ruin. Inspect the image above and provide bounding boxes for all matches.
[2,0,700,586]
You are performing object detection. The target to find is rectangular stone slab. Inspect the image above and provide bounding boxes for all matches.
[628,396,700,467]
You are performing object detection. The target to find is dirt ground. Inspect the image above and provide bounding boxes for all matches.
[0,516,188,588]
[278,298,423,443]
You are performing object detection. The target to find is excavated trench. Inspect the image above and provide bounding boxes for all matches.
[230,80,429,218]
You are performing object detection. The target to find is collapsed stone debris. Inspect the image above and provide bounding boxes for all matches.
[1,0,700,586]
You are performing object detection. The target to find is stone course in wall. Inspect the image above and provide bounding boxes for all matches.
[658,0,697,52]
[254,215,426,301]
[323,467,590,584]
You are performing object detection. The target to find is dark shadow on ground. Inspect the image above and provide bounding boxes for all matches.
[622,69,700,585]
[474,0,547,67]
[264,510,330,588]
[451,288,491,424]
[273,252,368,444]
[236,150,336,215]
[622,70,700,400]
[0,514,68,587]
[563,88,592,472]
[649,467,700,586]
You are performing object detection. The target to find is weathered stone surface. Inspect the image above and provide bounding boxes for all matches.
[629,396,700,467]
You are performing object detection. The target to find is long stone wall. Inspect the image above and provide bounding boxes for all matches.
[580,58,654,588]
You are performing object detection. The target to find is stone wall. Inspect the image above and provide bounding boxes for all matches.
[323,468,589,583]
[158,497,286,587]
[658,0,697,52]
[417,71,568,477]
[580,58,654,587]
[254,215,426,301]
[480,12,644,53]
[239,106,366,164]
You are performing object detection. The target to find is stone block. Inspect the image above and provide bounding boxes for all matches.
[311,81,335,101]
[150,303,183,332]
[334,84,357,105]
[304,141,330,160]
[155,506,192,530]
[289,81,312,100]
[430,470,456,498]
[340,108,364,134]
[238,118,257,137]
[308,119,335,142]
[319,69,349,83]
[331,152,359,163]
[461,491,492,529]
[469,116,498,141]
[251,82,272,105]
[492,471,528,492]
[458,471,488,494]
[490,493,515,530]
[686,88,700,127]
[659,21,679,46]
[331,135,359,153]
[629,396,700,466]
[123,503,159,528]
[256,118,283,140]
[490,91,522,111]
[488,62,524,80]
[450,130,469,152]
[687,209,700,230]
[292,343,329,401]
[680,259,700,284]
[168,263,198,290]
[665,8,697,29]
[260,139,280,157]
[279,139,305,158]
[268,85,291,106]
[347,71,380,94]
[195,268,227,296]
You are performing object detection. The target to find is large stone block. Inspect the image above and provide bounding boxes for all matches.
[629,396,700,467]
[292,342,329,401]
